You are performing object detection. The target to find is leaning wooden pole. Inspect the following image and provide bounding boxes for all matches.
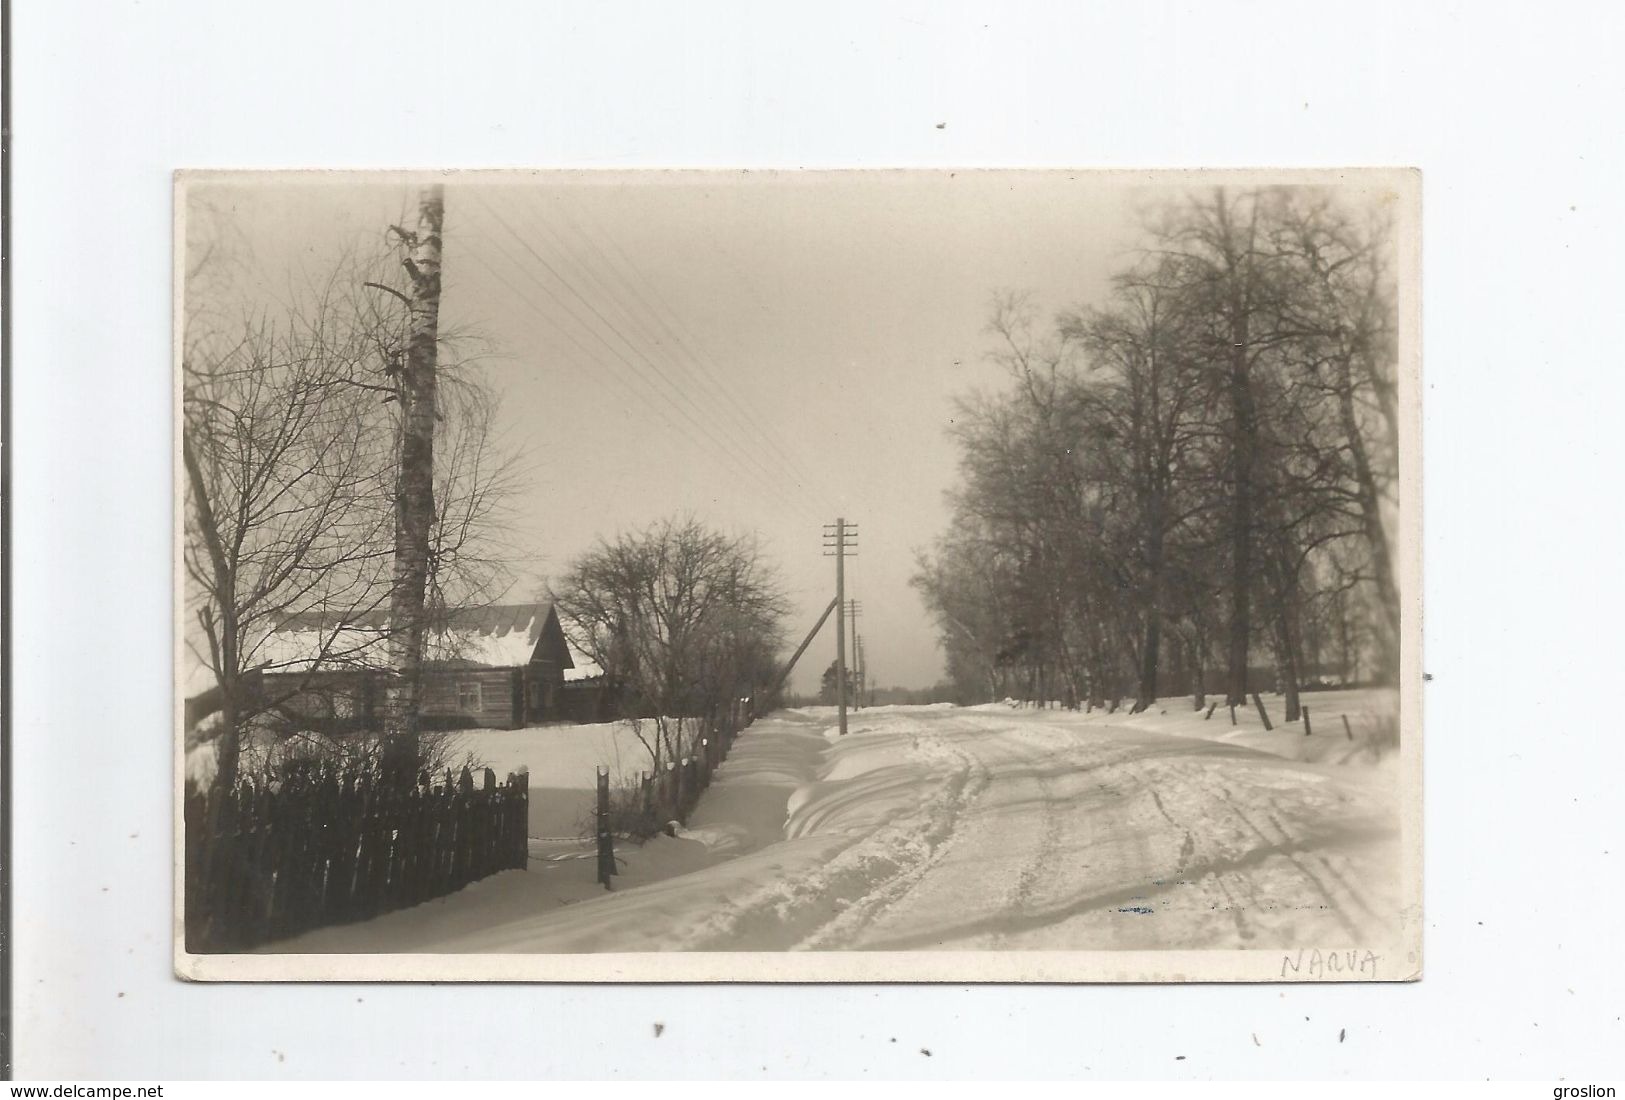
[384,185,444,782]
[772,596,840,697]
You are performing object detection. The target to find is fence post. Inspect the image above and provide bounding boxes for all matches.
[1204,701,1218,720]
[1229,704,1237,725]
[681,757,695,824]
[507,770,528,869]
[1341,714,1355,741]
[1302,706,1312,737]
[1251,692,1274,731]
[595,766,615,889]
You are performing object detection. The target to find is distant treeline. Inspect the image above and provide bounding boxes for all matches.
[915,187,1400,720]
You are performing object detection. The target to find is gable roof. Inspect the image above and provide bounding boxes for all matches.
[257,602,603,679]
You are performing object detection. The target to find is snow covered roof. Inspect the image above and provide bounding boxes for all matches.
[252,623,393,674]
[253,602,604,679]
[561,648,604,683]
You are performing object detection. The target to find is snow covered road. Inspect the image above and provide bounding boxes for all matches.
[276,699,1403,954]
[798,709,1398,951]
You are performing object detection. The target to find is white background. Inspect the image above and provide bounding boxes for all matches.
[10,0,1625,1080]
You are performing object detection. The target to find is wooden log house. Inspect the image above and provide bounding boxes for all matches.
[252,602,610,731]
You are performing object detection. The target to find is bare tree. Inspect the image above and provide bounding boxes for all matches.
[183,281,397,786]
[910,528,1020,703]
[1269,197,1401,676]
[552,516,789,777]
[183,196,516,787]
[920,187,1401,719]
[1063,260,1212,711]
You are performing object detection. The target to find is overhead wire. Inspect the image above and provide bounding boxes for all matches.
[452,240,806,522]
[452,193,815,520]
[547,195,844,515]
[468,192,817,518]
[450,190,853,687]
[514,202,836,512]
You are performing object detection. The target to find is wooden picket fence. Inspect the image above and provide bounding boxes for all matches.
[596,697,756,887]
[184,765,530,951]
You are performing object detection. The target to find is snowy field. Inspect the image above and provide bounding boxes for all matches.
[445,719,658,838]
[272,690,1403,954]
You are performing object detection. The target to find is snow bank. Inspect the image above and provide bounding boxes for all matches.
[973,688,1398,766]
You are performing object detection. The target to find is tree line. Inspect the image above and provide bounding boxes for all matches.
[914,186,1400,718]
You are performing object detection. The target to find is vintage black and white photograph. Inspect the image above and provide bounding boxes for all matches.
[176,169,1419,981]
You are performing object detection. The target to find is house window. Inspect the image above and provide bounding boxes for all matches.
[457,682,483,712]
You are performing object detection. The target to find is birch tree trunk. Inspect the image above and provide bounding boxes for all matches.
[383,186,444,782]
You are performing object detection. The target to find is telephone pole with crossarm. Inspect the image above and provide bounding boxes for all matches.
[823,519,858,735]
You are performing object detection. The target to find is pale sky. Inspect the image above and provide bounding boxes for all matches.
[184,171,1149,692]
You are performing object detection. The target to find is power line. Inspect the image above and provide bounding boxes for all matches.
[452,200,811,519]
[552,196,842,513]
[454,232,702,455]
[527,199,827,491]
[469,194,811,515]
[463,197,792,496]
[454,238,805,522]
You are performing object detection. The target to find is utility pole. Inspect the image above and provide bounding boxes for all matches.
[855,632,867,707]
[845,599,863,710]
[823,519,858,735]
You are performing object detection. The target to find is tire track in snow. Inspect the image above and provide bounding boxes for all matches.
[792,729,991,950]
[1211,779,1368,941]
[673,722,991,952]
[806,714,1080,950]
[848,715,1170,950]
[829,714,1394,951]
[1092,755,1259,943]
[1259,804,1387,929]
[983,731,1073,950]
